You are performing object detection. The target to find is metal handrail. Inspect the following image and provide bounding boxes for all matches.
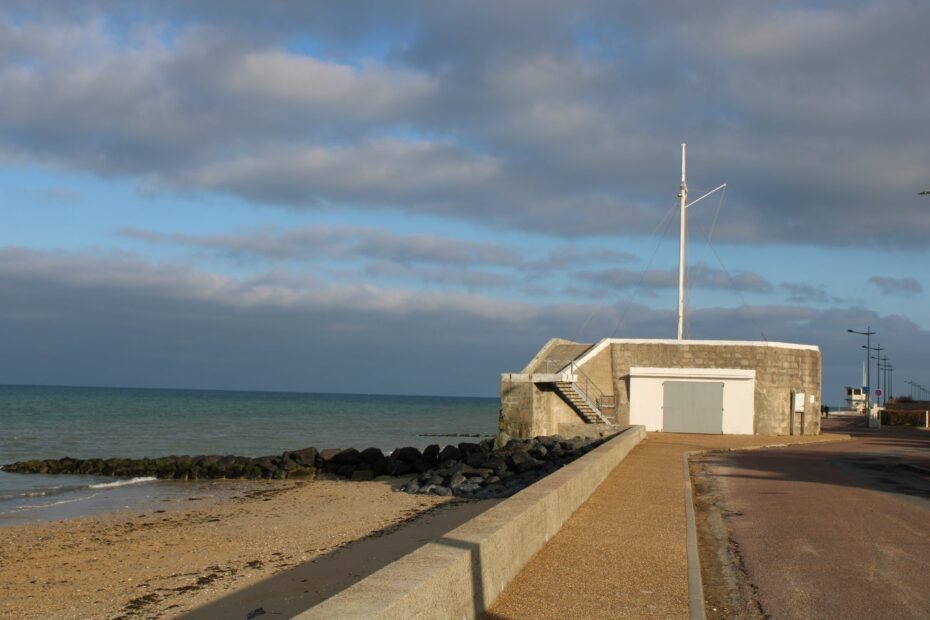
[538,359,610,404]
[569,360,607,408]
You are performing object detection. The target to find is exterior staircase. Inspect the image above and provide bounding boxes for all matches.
[529,341,615,426]
[553,380,611,424]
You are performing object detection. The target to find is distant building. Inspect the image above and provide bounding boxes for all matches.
[501,338,822,437]
[845,386,866,413]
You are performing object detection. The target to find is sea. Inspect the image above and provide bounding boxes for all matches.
[0,385,499,526]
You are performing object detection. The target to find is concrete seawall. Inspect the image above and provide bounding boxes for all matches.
[295,425,647,619]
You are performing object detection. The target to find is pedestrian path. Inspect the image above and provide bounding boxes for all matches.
[485,432,839,619]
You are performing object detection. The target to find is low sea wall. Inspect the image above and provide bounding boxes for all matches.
[294,425,647,619]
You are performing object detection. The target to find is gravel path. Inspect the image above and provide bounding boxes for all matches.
[486,432,837,619]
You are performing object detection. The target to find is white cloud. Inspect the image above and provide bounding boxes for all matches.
[1,3,929,244]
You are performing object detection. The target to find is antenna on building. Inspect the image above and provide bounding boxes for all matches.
[677,143,726,340]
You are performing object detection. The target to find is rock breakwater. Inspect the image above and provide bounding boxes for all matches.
[2,430,618,499]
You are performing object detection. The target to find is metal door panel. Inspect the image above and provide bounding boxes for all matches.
[663,381,724,434]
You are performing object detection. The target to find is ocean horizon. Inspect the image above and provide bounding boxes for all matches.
[0,384,499,525]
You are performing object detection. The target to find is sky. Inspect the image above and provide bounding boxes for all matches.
[1,1,928,401]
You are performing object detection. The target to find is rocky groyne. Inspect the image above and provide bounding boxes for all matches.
[2,431,618,499]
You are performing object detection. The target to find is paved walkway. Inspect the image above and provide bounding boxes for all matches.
[486,431,837,619]
[699,417,930,620]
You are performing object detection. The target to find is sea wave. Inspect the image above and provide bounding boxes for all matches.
[88,477,158,489]
[2,492,100,514]
[0,477,158,502]
[0,484,84,502]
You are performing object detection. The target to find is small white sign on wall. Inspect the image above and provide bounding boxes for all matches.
[793,392,806,413]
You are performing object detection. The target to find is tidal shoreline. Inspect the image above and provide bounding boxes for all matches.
[0,477,460,619]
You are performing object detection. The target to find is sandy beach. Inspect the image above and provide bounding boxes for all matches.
[0,478,460,619]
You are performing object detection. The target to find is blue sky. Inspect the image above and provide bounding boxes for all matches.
[1,1,928,400]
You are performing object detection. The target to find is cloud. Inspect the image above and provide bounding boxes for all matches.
[1,3,929,244]
[525,247,637,271]
[121,225,643,295]
[0,246,926,399]
[363,262,513,290]
[579,261,774,293]
[868,275,923,296]
[779,281,849,304]
[121,225,523,267]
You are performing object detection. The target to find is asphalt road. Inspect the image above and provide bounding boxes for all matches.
[699,417,930,620]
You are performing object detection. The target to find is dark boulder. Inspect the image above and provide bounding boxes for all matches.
[457,442,481,457]
[288,447,319,467]
[464,452,487,467]
[318,448,342,466]
[412,459,433,474]
[359,447,385,464]
[279,456,300,471]
[529,444,548,458]
[508,451,544,473]
[422,444,441,464]
[385,460,413,476]
[455,481,482,495]
[332,448,362,465]
[392,447,422,463]
[476,456,508,473]
[334,464,357,477]
[438,445,461,462]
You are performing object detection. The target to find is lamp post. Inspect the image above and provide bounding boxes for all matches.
[848,327,875,415]
[864,343,883,404]
[871,354,889,405]
[886,363,893,401]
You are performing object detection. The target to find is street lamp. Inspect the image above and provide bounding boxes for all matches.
[886,363,893,401]
[864,344,883,406]
[871,354,890,404]
[848,326,875,415]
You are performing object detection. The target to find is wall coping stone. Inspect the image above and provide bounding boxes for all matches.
[630,367,756,380]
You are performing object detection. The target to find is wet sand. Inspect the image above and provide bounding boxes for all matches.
[0,478,474,619]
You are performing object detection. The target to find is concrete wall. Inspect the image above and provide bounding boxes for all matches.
[501,339,822,437]
[500,375,595,436]
[628,367,756,433]
[295,426,647,620]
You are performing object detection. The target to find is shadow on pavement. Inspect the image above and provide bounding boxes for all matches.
[695,416,930,502]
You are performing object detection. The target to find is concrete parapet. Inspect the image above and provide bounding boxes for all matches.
[294,425,647,620]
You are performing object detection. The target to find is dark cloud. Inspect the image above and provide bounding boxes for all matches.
[3,247,919,398]
[868,275,923,296]
[1,2,929,245]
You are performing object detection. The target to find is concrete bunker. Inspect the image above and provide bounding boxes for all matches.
[500,338,821,437]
